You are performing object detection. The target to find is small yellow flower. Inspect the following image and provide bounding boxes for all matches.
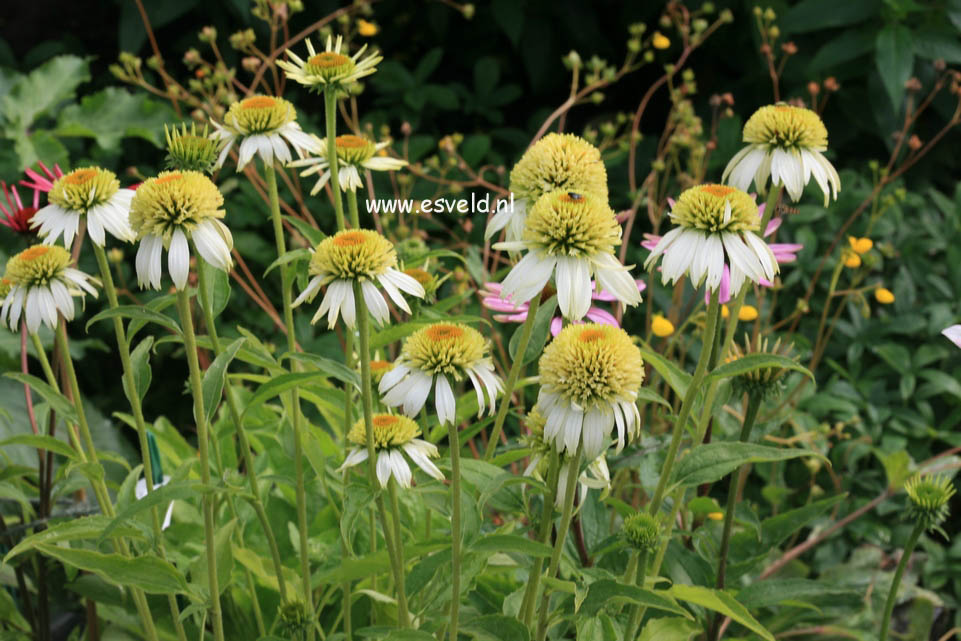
[652,314,674,337]
[843,252,861,269]
[848,236,873,255]
[652,32,671,49]
[739,305,759,321]
[707,511,724,521]
[357,19,379,37]
[875,287,895,304]
[721,304,730,319]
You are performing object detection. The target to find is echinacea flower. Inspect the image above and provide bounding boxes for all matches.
[722,103,840,206]
[31,167,136,249]
[277,35,382,90]
[943,325,961,349]
[522,407,611,507]
[290,134,406,194]
[379,322,502,426]
[496,190,642,321]
[534,323,644,459]
[129,171,233,290]
[1,245,98,333]
[213,95,319,171]
[165,122,220,174]
[480,280,645,336]
[338,414,443,488]
[19,161,64,194]
[292,229,424,328]
[1,181,40,235]
[486,133,608,243]
[643,184,778,296]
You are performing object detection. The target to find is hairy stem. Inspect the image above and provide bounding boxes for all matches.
[880,522,924,641]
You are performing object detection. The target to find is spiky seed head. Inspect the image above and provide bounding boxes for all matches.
[402,322,488,378]
[347,414,420,450]
[510,133,608,205]
[523,190,621,257]
[742,104,828,151]
[671,184,760,233]
[310,229,397,281]
[48,167,120,213]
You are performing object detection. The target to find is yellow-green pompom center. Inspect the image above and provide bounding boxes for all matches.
[226,95,296,134]
[129,171,225,242]
[742,104,828,150]
[671,184,759,233]
[0,277,11,298]
[6,245,71,287]
[311,229,397,280]
[335,135,376,165]
[403,322,487,377]
[523,190,621,257]
[48,167,120,213]
[510,133,608,204]
[539,323,643,407]
[305,52,356,81]
[165,123,219,173]
[347,414,420,449]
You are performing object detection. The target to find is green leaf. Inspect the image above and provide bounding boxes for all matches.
[199,259,231,318]
[470,534,552,558]
[54,87,176,149]
[243,371,340,420]
[640,345,691,398]
[460,615,529,641]
[636,386,673,409]
[808,29,875,73]
[4,372,78,423]
[283,215,326,246]
[86,305,181,338]
[1,55,90,131]
[4,516,144,562]
[758,494,847,548]
[913,32,961,64]
[264,248,311,278]
[667,585,774,641]
[637,617,701,641]
[707,354,814,383]
[782,0,880,33]
[370,315,487,350]
[0,434,77,461]
[202,338,245,423]
[737,579,860,610]
[99,480,208,542]
[509,295,557,366]
[670,443,826,489]
[578,580,693,619]
[287,352,360,389]
[35,544,188,594]
[127,336,154,404]
[876,24,914,111]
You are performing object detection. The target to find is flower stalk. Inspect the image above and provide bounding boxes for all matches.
[448,420,462,641]
[324,88,346,230]
[519,451,560,626]
[879,521,923,641]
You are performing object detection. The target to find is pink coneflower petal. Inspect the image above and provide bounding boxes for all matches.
[585,307,619,326]
[20,162,64,193]
[641,233,661,251]
[594,279,646,302]
[705,265,733,305]
[495,311,529,323]
[484,297,527,314]
[550,316,564,336]
[764,216,781,237]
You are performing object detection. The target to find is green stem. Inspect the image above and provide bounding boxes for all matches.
[534,443,583,641]
[195,260,289,604]
[324,88,346,230]
[353,281,410,627]
[346,188,360,229]
[340,191,358,639]
[448,421,462,641]
[484,294,541,461]
[648,292,721,516]
[264,161,313,629]
[879,522,924,641]
[624,550,650,641]
[519,452,560,627]
[387,479,410,627]
[175,289,225,641]
[92,244,189,641]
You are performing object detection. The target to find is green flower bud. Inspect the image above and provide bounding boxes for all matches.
[622,512,661,554]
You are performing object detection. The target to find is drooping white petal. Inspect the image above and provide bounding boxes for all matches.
[434,374,456,426]
[168,229,190,290]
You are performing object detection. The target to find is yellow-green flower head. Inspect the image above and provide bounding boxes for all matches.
[293,229,425,328]
[488,133,608,242]
[0,276,11,299]
[622,512,661,554]
[380,322,503,425]
[644,184,777,296]
[723,103,840,205]
[212,95,318,171]
[1,245,99,333]
[338,413,443,488]
[727,335,797,400]
[129,171,233,290]
[536,323,643,457]
[277,35,382,89]
[496,189,642,322]
[403,267,439,298]
[904,474,955,536]
[402,323,488,379]
[333,134,377,165]
[165,123,220,173]
[671,184,759,233]
[31,167,136,249]
[291,134,407,194]
[523,190,622,257]
[369,359,395,384]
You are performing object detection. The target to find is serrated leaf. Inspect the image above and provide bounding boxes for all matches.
[707,354,814,383]
[578,580,693,618]
[670,443,826,490]
[640,345,692,398]
[127,336,153,403]
[0,434,77,461]
[1,55,90,131]
[264,248,311,278]
[199,259,231,318]
[4,372,78,423]
[55,87,176,150]
[470,534,552,558]
[282,215,326,246]
[86,305,181,338]
[4,516,144,562]
[202,337,245,422]
[737,579,860,610]
[876,24,914,111]
[667,584,774,641]
[35,544,188,594]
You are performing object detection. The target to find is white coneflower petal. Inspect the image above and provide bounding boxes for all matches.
[168,229,190,290]
[291,135,406,194]
[434,374,456,426]
[338,414,442,488]
[2,245,98,332]
[33,168,134,248]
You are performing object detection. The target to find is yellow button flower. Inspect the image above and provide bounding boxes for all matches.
[739,305,759,321]
[652,32,671,49]
[843,252,861,269]
[875,287,895,304]
[721,304,730,319]
[652,314,675,337]
[357,19,379,37]
[707,511,724,521]
[848,236,873,255]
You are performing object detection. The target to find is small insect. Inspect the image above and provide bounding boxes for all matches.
[776,203,799,216]
[567,191,583,201]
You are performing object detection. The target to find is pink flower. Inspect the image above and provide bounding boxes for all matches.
[19,161,64,194]
[481,280,646,336]
[2,162,65,235]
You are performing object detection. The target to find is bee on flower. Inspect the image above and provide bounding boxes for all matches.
[1,245,98,333]
[338,414,443,488]
[212,95,320,171]
[379,322,502,426]
[277,35,382,90]
[292,229,424,328]
[722,104,840,206]
[486,133,608,243]
[128,171,233,290]
[495,190,642,321]
[290,134,407,194]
